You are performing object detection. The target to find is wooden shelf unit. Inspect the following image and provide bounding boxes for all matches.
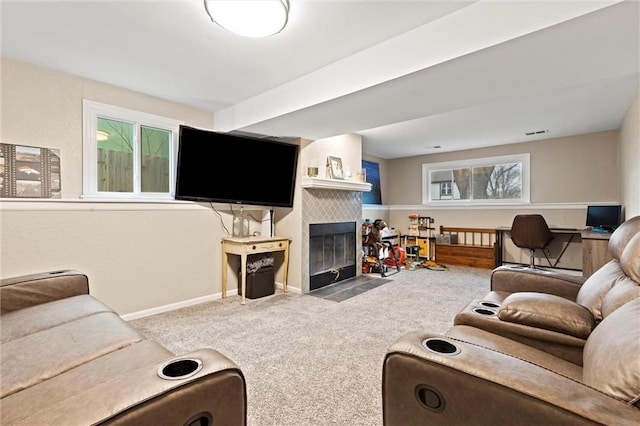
[403,216,436,261]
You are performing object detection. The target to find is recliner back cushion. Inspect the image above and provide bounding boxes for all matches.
[619,233,640,283]
[583,299,640,403]
[600,233,640,319]
[608,215,640,260]
[575,261,623,320]
[601,277,640,319]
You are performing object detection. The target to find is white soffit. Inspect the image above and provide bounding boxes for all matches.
[213,0,624,133]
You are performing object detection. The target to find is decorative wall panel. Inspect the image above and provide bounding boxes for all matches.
[0,143,61,198]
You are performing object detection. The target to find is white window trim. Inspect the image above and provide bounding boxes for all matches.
[82,100,182,200]
[422,153,530,206]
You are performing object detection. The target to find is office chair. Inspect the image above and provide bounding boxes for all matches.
[510,214,554,269]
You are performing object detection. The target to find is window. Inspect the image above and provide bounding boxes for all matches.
[83,100,182,199]
[440,181,452,197]
[422,154,530,205]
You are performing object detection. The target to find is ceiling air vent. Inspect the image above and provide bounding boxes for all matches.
[525,129,548,136]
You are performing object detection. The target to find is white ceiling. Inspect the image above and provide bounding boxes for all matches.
[2,0,638,159]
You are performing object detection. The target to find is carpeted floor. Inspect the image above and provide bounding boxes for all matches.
[129,265,491,426]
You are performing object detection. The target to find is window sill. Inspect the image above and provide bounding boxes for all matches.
[422,200,531,207]
[0,198,204,211]
[80,194,179,202]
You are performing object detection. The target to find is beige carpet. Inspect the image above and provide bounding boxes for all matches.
[129,266,491,426]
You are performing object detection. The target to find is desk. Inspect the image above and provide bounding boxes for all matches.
[221,236,291,305]
[496,227,582,270]
[581,231,612,277]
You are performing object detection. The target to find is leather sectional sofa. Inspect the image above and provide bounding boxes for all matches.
[0,270,246,425]
[453,214,640,366]
[383,216,640,425]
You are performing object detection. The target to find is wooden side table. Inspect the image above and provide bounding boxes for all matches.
[221,236,291,305]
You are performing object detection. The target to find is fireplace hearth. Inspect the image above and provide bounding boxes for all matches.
[309,222,357,290]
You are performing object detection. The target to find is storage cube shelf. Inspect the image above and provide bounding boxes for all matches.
[403,216,436,261]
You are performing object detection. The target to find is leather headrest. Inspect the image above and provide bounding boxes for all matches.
[608,215,640,260]
[619,232,640,283]
[583,298,640,403]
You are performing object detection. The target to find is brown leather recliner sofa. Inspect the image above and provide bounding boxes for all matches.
[0,270,247,426]
[383,216,640,425]
[453,214,640,365]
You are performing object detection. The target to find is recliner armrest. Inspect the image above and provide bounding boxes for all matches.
[0,270,89,314]
[383,331,640,425]
[453,298,587,365]
[98,348,247,426]
[2,346,247,426]
[498,292,595,339]
[490,266,584,300]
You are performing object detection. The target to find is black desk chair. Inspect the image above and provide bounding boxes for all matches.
[510,214,554,269]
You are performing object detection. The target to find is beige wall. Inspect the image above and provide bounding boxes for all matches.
[376,131,619,234]
[0,58,297,316]
[371,132,625,270]
[619,91,640,218]
[385,131,618,206]
[1,58,214,197]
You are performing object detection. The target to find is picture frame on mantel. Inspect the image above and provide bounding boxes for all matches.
[326,156,344,179]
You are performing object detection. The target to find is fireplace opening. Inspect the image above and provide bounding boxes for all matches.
[309,222,357,290]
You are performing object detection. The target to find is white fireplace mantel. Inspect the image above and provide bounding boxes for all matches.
[301,177,371,192]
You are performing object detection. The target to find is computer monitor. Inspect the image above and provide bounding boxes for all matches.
[585,205,622,232]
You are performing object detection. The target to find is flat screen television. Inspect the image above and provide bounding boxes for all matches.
[175,125,299,207]
[585,205,622,232]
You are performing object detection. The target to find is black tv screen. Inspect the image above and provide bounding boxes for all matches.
[175,125,299,207]
[585,205,622,231]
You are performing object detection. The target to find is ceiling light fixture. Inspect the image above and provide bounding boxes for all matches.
[96,130,109,141]
[203,0,290,38]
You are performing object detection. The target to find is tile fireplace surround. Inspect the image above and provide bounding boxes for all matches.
[301,188,363,293]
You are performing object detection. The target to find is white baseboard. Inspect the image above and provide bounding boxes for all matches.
[121,292,231,321]
[122,282,300,320]
[277,282,301,294]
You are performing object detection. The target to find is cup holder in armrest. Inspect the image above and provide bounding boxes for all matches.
[157,357,203,380]
[472,307,497,316]
[421,338,461,356]
[479,301,500,309]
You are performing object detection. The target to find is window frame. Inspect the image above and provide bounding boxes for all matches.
[422,153,530,206]
[82,100,182,200]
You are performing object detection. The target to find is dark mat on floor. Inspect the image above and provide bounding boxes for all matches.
[309,275,391,302]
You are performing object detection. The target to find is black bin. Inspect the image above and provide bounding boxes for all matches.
[238,254,275,299]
